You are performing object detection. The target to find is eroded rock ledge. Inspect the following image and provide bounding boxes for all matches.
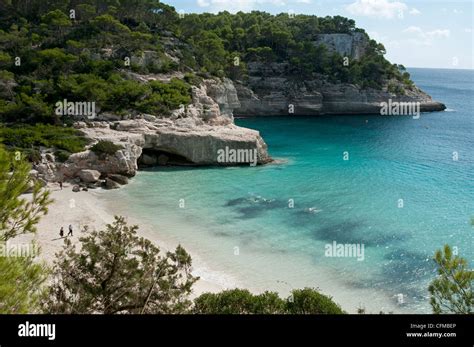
[33,78,271,190]
[234,62,446,116]
[31,66,445,190]
[62,117,270,179]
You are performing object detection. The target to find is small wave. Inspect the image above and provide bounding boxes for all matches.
[305,207,322,214]
[271,157,290,165]
[247,194,275,204]
[444,108,456,112]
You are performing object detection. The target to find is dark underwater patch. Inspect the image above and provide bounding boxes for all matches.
[225,196,287,219]
[313,221,366,244]
[312,221,408,247]
[225,197,248,207]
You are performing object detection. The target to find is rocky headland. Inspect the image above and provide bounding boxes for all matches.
[30,32,445,191]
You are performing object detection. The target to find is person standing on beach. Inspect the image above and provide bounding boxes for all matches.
[59,181,63,190]
[67,224,73,237]
[59,227,64,238]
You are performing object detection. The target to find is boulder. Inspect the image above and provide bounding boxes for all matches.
[105,178,121,190]
[34,162,58,182]
[72,185,81,192]
[60,145,142,180]
[107,174,129,185]
[78,169,101,183]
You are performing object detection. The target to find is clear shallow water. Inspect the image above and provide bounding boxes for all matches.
[105,68,473,313]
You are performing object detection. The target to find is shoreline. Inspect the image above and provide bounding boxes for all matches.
[20,181,417,314]
[18,183,231,298]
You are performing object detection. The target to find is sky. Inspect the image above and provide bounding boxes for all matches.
[164,0,474,69]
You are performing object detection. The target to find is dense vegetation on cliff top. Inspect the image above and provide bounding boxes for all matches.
[0,0,413,153]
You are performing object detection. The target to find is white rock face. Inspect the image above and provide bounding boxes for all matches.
[69,118,270,175]
[314,33,368,60]
[234,68,445,116]
[60,143,142,180]
[204,78,241,118]
[48,76,271,185]
[35,161,58,182]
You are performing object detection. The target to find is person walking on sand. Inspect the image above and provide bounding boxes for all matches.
[59,227,64,238]
[67,224,73,237]
[59,181,63,190]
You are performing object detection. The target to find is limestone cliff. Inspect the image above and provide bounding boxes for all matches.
[314,32,369,60]
[35,33,446,189]
[45,78,270,188]
[228,33,445,116]
[233,70,445,116]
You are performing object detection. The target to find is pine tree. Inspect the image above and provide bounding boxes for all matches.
[429,245,473,314]
[44,216,198,314]
[0,255,48,313]
[0,146,52,242]
[0,146,51,313]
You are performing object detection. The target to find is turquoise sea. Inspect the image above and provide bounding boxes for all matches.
[103,68,473,313]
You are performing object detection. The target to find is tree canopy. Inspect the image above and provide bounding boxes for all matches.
[43,216,197,314]
[0,0,411,127]
[429,245,473,314]
[0,145,51,313]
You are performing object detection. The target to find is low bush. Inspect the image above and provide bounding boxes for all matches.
[90,140,123,156]
[0,124,88,154]
[193,288,344,314]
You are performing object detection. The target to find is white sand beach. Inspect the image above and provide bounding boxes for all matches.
[14,183,229,297]
[12,183,411,314]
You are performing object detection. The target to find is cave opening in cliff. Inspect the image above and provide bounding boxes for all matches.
[138,149,194,167]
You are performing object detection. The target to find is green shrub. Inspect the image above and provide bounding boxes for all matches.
[193,287,343,314]
[23,148,41,163]
[183,73,202,86]
[286,288,344,314]
[54,150,71,163]
[388,82,405,95]
[90,140,123,156]
[137,78,191,116]
[193,289,285,314]
[0,124,88,154]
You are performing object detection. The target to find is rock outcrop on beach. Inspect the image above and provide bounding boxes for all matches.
[47,79,269,187]
[63,117,269,175]
[28,75,270,188]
